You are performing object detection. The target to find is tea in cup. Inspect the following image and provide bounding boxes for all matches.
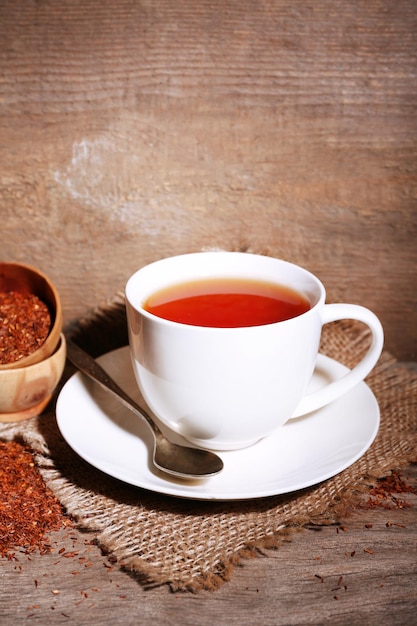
[125,252,383,450]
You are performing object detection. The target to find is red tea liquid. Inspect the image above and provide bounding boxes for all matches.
[144,278,311,328]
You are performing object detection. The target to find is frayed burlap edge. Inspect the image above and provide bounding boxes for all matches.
[1,294,416,592]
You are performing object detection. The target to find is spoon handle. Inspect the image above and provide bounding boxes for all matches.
[65,339,161,436]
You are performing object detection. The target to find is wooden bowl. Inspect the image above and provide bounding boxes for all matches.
[0,261,63,369]
[0,334,66,422]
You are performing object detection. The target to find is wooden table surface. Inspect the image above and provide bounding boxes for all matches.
[1,463,416,625]
[1,0,416,622]
[0,0,416,361]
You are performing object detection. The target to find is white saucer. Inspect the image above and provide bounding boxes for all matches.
[56,347,380,501]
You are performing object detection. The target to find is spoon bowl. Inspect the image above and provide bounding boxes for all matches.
[66,339,224,480]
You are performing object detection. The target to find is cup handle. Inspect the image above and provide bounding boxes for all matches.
[291,303,384,418]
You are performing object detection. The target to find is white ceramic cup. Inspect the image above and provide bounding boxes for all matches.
[125,252,384,451]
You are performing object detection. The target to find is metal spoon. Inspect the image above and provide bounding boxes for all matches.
[65,339,224,479]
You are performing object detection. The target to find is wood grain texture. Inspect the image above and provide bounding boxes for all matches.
[1,464,416,624]
[0,0,416,359]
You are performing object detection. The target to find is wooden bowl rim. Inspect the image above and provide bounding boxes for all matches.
[0,261,63,370]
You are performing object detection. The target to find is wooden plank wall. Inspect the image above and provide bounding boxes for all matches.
[0,0,416,360]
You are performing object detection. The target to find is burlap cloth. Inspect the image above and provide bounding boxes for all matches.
[1,295,416,591]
